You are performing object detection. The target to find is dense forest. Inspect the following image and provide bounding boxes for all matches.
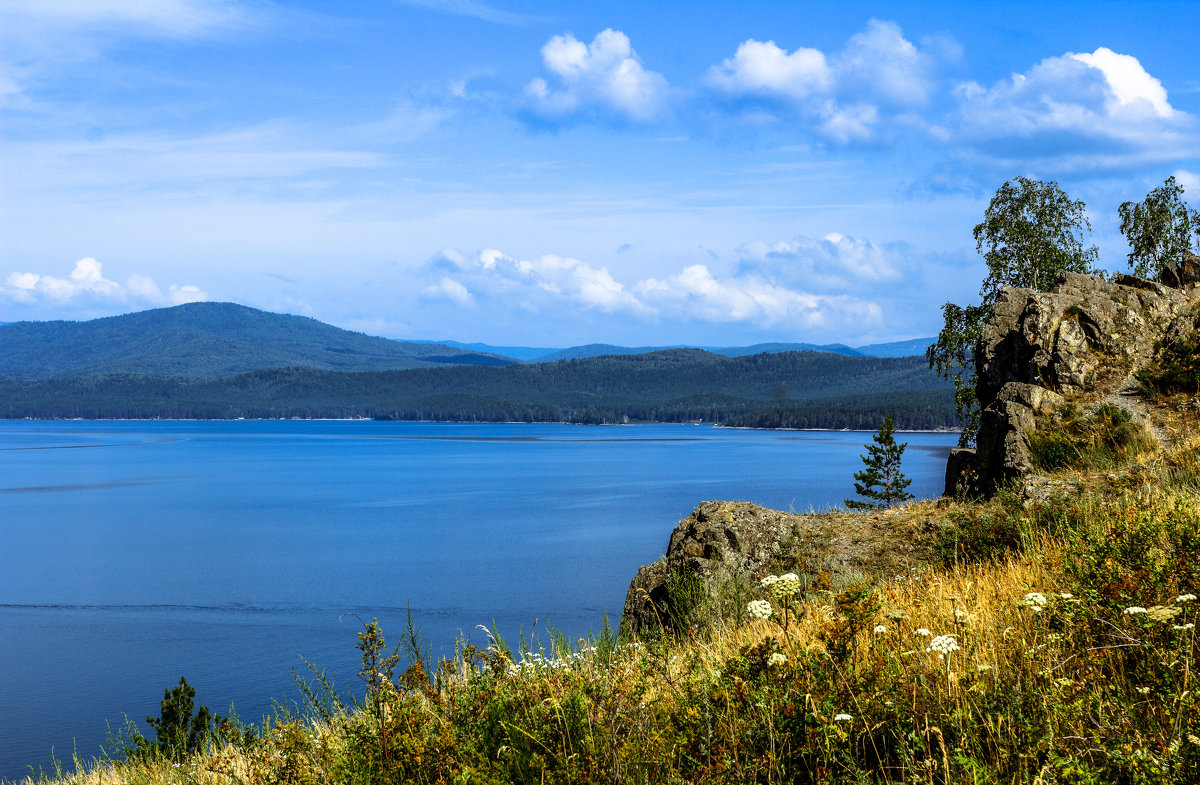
[0,349,958,429]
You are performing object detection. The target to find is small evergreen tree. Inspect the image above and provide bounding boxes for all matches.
[845,413,913,510]
[142,677,225,761]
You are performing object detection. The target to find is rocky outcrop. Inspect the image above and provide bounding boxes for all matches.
[958,271,1199,496]
[622,500,934,636]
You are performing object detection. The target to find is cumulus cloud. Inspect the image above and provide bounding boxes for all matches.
[705,19,937,142]
[418,247,882,333]
[525,29,671,123]
[635,264,880,329]
[736,232,906,292]
[2,258,208,308]
[952,47,1195,170]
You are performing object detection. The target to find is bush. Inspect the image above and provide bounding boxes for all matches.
[1138,331,1200,395]
[1029,403,1155,471]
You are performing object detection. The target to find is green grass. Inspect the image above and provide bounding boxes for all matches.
[13,421,1200,784]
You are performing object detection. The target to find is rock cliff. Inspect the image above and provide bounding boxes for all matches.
[953,266,1199,497]
[622,500,934,636]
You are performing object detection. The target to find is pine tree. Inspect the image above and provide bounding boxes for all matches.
[845,413,913,510]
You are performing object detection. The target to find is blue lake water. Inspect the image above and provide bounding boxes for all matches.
[0,421,956,780]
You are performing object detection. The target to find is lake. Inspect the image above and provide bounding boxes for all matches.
[0,421,956,780]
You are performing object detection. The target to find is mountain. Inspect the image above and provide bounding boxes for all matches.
[435,340,931,363]
[0,348,957,427]
[0,302,517,379]
[853,338,935,358]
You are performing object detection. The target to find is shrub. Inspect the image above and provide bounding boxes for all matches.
[1029,403,1155,471]
[1138,331,1200,395]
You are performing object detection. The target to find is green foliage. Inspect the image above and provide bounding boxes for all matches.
[926,302,987,446]
[1137,331,1200,395]
[1028,403,1156,471]
[930,176,1099,448]
[132,677,227,762]
[934,508,1025,566]
[1118,175,1200,280]
[973,175,1100,302]
[0,349,952,421]
[727,389,959,430]
[0,301,513,380]
[845,414,913,510]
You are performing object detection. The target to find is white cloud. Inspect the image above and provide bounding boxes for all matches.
[1174,169,1200,193]
[422,276,475,307]
[525,29,671,123]
[1070,47,1174,118]
[706,40,832,100]
[635,264,880,329]
[737,232,904,291]
[952,48,1195,170]
[418,247,882,333]
[704,19,937,142]
[1,258,208,309]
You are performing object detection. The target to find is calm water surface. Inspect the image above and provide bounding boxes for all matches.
[0,421,956,780]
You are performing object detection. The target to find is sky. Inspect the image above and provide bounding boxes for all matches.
[1,0,1198,348]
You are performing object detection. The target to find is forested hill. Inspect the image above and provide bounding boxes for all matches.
[0,302,515,379]
[0,349,958,428]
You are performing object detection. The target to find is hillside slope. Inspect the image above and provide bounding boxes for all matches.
[0,348,956,424]
[0,302,515,379]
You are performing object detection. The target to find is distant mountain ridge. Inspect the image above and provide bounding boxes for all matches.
[0,302,515,380]
[424,338,933,362]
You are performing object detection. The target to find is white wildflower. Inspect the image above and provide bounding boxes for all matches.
[873,625,887,634]
[1136,686,1151,694]
[833,713,853,722]
[1059,592,1073,599]
[1176,593,1197,603]
[952,609,969,619]
[1123,606,1148,615]
[1173,623,1195,631]
[747,599,773,620]
[927,635,959,657]
[914,628,931,637]
[767,652,787,667]
[1021,592,1047,612]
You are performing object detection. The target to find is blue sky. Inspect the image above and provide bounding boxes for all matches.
[2,0,1198,347]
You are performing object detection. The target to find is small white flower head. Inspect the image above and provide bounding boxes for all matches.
[760,575,780,590]
[833,713,853,722]
[1021,592,1047,612]
[747,599,773,620]
[914,628,931,637]
[1176,593,1197,604]
[1124,606,1148,615]
[1136,686,1151,695]
[927,635,959,656]
[873,625,887,634]
[952,609,968,619]
[1173,623,1196,631]
[1059,592,1073,599]
[767,652,787,667]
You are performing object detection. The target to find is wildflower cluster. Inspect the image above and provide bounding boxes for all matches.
[767,652,787,668]
[926,635,959,659]
[1020,592,1047,612]
[746,600,773,620]
[505,645,598,678]
[760,572,802,600]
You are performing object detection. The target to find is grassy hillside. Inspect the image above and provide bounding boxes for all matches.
[0,349,956,426]
[0,302,515,379]
[18,391,1199,784]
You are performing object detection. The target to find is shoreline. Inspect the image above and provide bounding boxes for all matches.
[0,418,962,434]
